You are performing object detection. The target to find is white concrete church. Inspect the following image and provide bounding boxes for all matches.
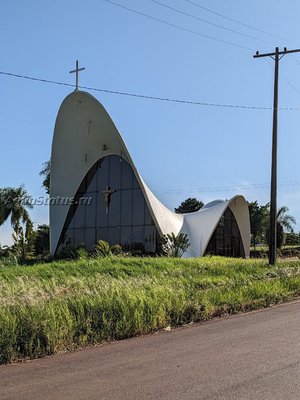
[50,90,250,258]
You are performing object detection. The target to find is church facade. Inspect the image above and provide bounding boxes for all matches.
[50,91,250,257]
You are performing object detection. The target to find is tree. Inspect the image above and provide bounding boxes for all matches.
[264,205,296,249]
[276,206,296,232]
[40,160,51,194]
[248,201,269,249]
[12,219,35,259]
[160,232,190,257]
[265,222,285,250]
[175,198,204,214]
[0,186,34,259]
[0,186,33,229]
[34,224,50,255]
[285,232,300,246]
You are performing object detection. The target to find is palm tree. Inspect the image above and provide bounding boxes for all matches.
[265,205,296,249]
[0,186,34,258]
[39,160,51,194]
[277,206,296,232]
[0,186,33,230]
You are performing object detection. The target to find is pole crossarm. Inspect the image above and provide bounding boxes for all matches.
[253,48,300,58]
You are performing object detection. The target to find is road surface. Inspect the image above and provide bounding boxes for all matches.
[1,301,300,400]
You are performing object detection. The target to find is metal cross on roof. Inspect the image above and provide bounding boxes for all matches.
[69,60,85,91]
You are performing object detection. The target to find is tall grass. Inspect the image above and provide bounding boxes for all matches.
[1,256,300,363]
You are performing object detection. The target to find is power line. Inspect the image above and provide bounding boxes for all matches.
[103,0,254,51]
[282,74,300,96]
[292,54,300,66]
[183,0,294,44]
[155,180,300,194]
[148,0,274,45]
[266,58,300,97]
[1,70,300,111]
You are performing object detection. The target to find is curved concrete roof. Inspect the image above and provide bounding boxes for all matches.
[50,91,250,257]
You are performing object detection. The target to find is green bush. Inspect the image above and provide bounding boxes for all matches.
[0,255,18,267]
[75,246,89,259]
[91,240,111,257]
[160,233,190,257]
[110,244,123,256]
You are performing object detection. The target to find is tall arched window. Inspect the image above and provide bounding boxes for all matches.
[56,155,158,255]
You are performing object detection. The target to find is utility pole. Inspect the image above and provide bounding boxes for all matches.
[254,47,300,265]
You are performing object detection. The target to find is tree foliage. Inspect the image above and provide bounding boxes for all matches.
[0,186,33,229]
[276,206,296,233]
[12,220,35,259]
[174,198,204,214]
[248,201,269,249]
[40,160,51,194]
[248,202,296,249]
[285,232,300,246]
[160,232,190,257]
[34,224,50,255]
[0,186,34,260]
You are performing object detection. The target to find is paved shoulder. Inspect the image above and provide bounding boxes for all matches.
[1,301,300,400]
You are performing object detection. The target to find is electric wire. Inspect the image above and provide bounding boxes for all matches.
[265,58,300,97]
[292,54,300,66]
[183,0,294,44]
[1,70,299,111]
[148,0,275,46]
[282,75,300,96]
[154,180,300,194]
[103,0,254,51]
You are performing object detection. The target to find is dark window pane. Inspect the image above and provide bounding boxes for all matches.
[121,227,132,248]
[108,190,121,227]
[145,226,156,253]
[68,205,76,229]
[132,172,140,189]
[85,193,97,228]
[121,190,132,226]
[121,161,133,190]
[97,157,109,192]
[109,155,122,190]
[108,227,121,246]
[73,204,85,228]
[132,226,144,250]
[132,189,144,225]
[85,228,96,251]
[144,204,153,225]
[97,227,108,243]
[97,193,108,227]
[86,170,97,193]
[73,228,85,248]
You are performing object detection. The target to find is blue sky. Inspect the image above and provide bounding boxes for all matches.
[1,0,300,245]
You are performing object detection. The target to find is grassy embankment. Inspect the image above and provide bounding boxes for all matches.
[1,256,300,364]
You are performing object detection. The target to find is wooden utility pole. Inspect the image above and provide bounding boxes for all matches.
[254,47,300,265]
[69,60,85,91]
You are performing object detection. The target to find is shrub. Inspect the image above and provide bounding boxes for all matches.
[75,246,89,259]
[91,240,111,258]
[110,244,123,256]
[160,233,190,257]
[0,255,18,267]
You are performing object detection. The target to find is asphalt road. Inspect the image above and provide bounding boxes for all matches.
[1,301,300,400]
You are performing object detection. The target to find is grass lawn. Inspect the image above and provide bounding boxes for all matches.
[1,256,300,364]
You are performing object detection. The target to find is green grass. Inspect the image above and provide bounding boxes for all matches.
[1,256,300,364]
